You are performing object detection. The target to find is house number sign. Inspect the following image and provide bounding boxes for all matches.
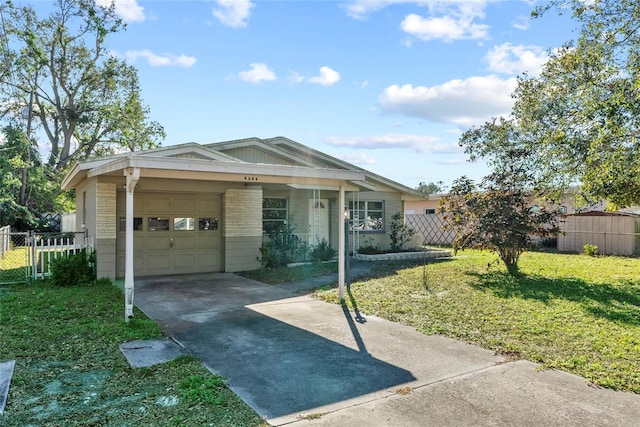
[244,176,259,181]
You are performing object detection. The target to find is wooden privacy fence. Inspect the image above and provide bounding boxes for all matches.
[558,213,640,257]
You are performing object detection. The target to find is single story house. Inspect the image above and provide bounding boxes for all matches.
[62,136,423,316]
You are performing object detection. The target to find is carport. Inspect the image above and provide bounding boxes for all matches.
[61,144,365,320]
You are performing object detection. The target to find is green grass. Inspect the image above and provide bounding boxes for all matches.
[313,250,640,393]
[239,261,338,285]
[0,280,266,426]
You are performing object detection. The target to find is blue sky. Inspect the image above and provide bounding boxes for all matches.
[37,0,578,190]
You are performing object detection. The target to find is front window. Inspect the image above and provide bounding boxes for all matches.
[349,200,384,231]
[263,197,288,235]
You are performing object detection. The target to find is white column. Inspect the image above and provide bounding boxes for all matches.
[124,167,140,321]
[338,184,345,300]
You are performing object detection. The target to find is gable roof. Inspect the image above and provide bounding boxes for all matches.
[62,137,423,200]
[208,136,424,199]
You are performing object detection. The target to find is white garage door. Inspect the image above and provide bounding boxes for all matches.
[116,192,222,276]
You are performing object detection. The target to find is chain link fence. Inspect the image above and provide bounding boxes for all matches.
[0,230,93,284]
[0,231,30,284]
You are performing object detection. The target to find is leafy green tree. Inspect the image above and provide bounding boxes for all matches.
[439,169,558,275]
[0,124,69,229]
[416,180,446,197]
[461,0,640,208]
[0,0,164,171]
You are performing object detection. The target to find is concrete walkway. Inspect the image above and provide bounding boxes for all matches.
[133,272,640,426]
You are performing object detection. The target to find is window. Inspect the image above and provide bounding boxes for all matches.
[174,217,195,231]
[557,206,567,214]
[148,217,170,231]
[349,200,384,231]
[263,198,288,235]
[425,208,436,215]
[199,217,219,230]
[119,217,143,231]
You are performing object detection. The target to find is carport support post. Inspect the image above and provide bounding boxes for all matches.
[338,184,345,301]
[124,167,140,322]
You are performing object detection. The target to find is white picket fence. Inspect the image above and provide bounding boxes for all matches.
[30,232,94,279]
[0,225,10,258]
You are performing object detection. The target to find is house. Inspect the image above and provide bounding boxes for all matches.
[62,136,423,314]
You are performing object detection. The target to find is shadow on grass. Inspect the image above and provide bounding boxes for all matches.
[469,271,640,326]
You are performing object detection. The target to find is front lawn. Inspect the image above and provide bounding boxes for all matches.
[315,250,640,393]
[0,280,265,426]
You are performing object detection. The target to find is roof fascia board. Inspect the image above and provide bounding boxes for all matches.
[86,155,365,182]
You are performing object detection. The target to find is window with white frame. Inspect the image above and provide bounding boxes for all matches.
[263,197,288,235]
[425,208,436,215]
[349,200,384,231]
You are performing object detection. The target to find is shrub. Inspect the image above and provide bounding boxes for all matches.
[49,249,96,286]
[584,244,598,256]
[310,238,336,261]
[389,212,415,252]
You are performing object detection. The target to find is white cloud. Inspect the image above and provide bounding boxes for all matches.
[94,0,145,23]
[484,43,548,76]
[326,133,454,154]
[238,63,277,83]
[308,66,341,86]
[346,1,491,42]
[287,71,305,84]
[125,50,197,67]
[512,15,531,31]
[338,152,376,165]
[401,1,490,42]
[212,0,254,28]
[378,75,517,128]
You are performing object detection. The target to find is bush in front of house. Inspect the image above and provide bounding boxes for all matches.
[49,249,96,286]
[310,238,336,262]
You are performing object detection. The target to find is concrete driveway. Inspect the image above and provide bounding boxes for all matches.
[134,273,640,426]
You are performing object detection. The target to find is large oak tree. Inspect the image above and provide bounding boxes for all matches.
[460,0,640,208]
[0,0,164,172]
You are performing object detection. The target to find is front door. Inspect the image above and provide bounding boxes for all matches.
[308,198,329,244]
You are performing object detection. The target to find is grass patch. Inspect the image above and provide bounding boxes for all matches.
[239,261,338,285]
[315,250,640,393]
[0,280,266,426]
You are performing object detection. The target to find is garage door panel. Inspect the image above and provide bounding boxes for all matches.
[172,235,196,248]
[197,253,219,269]
[198,235,219,250]
[145,253,172,270]
[173,198,197,213]
[145,235,171,251]
[117,191,222,276]
[146,197,169,212]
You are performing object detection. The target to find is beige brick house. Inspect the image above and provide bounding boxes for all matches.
[62,136,423,310]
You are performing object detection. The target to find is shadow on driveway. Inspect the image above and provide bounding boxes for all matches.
[133,273,416,420]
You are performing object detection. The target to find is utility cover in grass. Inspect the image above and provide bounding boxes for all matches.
[119,339,187,368]
[0,360,15,414]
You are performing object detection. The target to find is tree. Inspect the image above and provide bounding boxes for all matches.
[461,0,640,208]
[438,169,558,275]
[0,0,164,171]
[0,124,70,229]
[416,180,446,197]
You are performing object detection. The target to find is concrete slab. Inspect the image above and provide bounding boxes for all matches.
[133,273,640,426]
[119,338,187,368]
[0,360,15,414]
[291,361,640,426]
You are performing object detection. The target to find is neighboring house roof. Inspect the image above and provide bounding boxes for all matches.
[62,137,421,200]
[564,210,640,218]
